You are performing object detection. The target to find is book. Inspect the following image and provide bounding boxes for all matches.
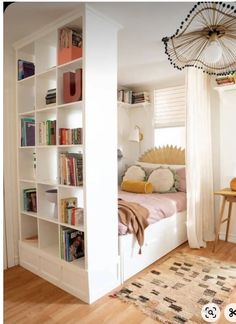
[67,230,84,261]
[21,118,35,146]
[18,59,35,80]
[60,228,84,262]
[23,188,37,212]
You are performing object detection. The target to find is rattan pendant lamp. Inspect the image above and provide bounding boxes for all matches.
[162,2,236,75]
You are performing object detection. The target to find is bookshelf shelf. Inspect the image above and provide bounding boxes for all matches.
[118,101,150,109]
[15,5,119,304]
[214,84,236,92]
[20,211,38,218]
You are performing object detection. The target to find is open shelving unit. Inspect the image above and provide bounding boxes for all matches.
[15,5,120,303]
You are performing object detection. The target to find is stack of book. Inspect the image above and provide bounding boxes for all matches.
[59,127,82,145]
[118,89,133,104]
[59,28,82,49]
[45,88,56,105]
[18,59,35,80]
[215,75,235,86]
[60,228,84,262]
[58,27,83,65]
[59,152,83,186]
[132,91,150,104]
[38,120,56,145]
[21,117,35,146]
[60,197,84,225]
[23,188,37,212]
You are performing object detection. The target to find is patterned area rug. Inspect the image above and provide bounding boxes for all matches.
[117,253,236,323]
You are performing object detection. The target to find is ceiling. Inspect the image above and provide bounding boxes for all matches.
[4,2,195,89]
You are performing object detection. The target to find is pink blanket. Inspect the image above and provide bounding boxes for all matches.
[118,188,186,235]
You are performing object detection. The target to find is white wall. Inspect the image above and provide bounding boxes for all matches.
[117,94,154,182]
[4,41,19,267]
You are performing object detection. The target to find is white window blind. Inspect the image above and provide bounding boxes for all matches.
[154,85,186,128]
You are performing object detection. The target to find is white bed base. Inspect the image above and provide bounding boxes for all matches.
[119,211,187,283]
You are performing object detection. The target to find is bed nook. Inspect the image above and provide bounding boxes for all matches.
[118,145,187,282]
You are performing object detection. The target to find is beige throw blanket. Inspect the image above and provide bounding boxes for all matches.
[118,199,149,254]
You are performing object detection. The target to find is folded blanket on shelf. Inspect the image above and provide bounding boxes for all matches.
[118,199,149,253]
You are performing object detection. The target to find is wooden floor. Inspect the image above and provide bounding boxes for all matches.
[4,240,236,324]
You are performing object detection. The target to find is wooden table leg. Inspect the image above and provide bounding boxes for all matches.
[225,202,232,242]
[213,196,226,252]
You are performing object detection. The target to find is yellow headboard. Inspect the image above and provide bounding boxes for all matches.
[138,145,185,165]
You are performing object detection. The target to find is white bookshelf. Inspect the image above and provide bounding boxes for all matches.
[15,5,120,303]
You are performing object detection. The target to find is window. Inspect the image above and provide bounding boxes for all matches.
[154,86,186,148]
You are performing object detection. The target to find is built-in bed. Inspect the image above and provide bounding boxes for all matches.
[118,146,187,282]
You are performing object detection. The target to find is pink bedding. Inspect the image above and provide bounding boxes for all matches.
[118,188,186,235]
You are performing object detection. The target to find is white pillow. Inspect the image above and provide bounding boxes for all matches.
[123,165,146,182]
[148,167,176,193]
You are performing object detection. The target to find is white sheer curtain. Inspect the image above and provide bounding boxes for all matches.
[186,69,215,248]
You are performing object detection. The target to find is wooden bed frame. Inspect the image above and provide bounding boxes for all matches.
[118,145,187,283]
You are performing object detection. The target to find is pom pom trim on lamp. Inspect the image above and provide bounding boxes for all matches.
[162,2,236,76]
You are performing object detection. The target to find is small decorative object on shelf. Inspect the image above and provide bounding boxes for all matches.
[23,188,37,212]
[45,189,58,218]
[18,59,35,80]
[21,117,35,146]
[33,152,36,178]
[61,228,84,262]
[45,88,56,105]
[63,69,82,103]
[58,27,82,65]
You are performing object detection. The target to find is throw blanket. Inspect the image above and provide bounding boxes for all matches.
[118,199,149,254]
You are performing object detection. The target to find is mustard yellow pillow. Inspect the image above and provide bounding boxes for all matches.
[121,180,153,194]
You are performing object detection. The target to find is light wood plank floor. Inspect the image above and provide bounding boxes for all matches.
[4,240,236,324]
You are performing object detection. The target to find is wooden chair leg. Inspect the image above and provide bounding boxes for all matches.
[225,202,232,242]
[213,196,226,252]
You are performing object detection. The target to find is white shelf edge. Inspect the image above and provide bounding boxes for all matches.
[35,67,57,77]
[58,184,83,189]
[35,105,57,112]
[59,222,84,232]
[19,179,36,183]
[21,240,38,249]
[18,146,35,149]
[37,216,58,224]
[57,101,83,109]
[37,180,59,186]
[214,84,236,92]
[58,144,83,148]
[57,57,83,69]
[17,75,35,83]
[18,110,35,116]
[20,211,38,218]
[118,101,150,108]
[62,256,85,270]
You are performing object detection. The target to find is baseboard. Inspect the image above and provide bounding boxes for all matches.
[219,232,236,243]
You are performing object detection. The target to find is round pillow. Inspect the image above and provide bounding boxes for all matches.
[148,168,175,193]
[123,165,146,182]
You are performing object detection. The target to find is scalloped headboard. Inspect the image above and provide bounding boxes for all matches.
[138,145,185,165]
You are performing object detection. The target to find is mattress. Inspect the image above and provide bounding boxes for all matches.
[118,188,186,235]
